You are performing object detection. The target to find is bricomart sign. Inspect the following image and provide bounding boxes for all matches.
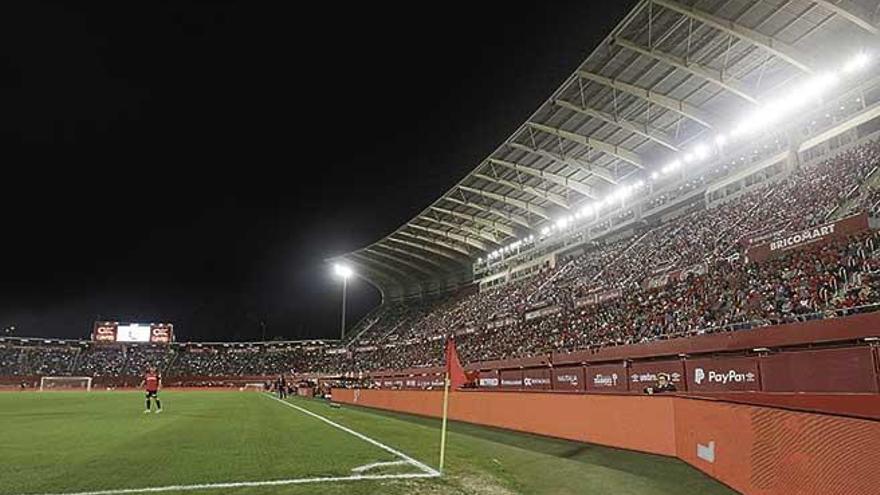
[746,213,868,262]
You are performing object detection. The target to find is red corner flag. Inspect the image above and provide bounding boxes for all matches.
[444,337,468,389]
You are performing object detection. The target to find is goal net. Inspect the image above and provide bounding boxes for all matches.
[240,383,265,392]
[40,376,92,392]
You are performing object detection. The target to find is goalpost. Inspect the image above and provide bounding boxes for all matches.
[240,382,266,392]
[40,376,92,392]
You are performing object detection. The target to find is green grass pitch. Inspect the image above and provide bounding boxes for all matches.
[0,391,734,495]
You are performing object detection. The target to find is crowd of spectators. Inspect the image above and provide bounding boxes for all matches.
[0,341,351,379]
[3,141,880,378]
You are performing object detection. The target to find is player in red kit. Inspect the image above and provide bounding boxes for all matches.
[141,367,162,414]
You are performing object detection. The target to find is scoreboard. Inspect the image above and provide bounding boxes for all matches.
[92,321,174,343]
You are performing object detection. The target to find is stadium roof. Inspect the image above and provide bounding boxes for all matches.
[332,0,880,299]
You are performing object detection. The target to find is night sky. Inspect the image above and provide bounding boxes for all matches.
[0,1,637,342]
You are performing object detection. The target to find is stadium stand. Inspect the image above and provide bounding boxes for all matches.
[4,0,880,390]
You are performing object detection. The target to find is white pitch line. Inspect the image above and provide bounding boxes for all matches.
[18,472,438,495]
[351,460,410,473]
[264,394,441,476]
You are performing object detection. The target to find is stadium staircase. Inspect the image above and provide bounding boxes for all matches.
[344,304,387,345]
[589,227,654,287]
[825,164,880,221]
[71,348,83,375]
[526,255,579,303]
[163,351,179,376]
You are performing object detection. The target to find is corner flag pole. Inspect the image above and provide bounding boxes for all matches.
[438,371,451,474]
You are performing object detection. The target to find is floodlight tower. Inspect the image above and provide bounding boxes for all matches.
[333,263,353,340]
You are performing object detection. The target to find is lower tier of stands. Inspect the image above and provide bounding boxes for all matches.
[351,309,880,401]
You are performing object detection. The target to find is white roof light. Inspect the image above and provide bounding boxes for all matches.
[714,134,726,146]
[693,144,709,160]
[843,52,870,73]
[802,72,839,100]
[555,217,569,229]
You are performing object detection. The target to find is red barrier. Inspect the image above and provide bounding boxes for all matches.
[685,356,761,392]
[551,365,584,391]
[628,359,687,392]
[760,346,879,393]
[698,392,880,420]
[674,396,880,495]
[333,389,676,456]
[522,367,551,390]
[585,363,628,392]
[476,369,499,388]
[333,388,880,495]
[499,369,523,389]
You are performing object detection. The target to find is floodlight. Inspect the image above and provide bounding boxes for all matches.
[694,144,709,160]
[802,73,839,99]
[555,217,569,229]
[714,134,726,146]
[333,263,353,279]
[540,227,550,236]
[683,153,695,164]
[651,171,659,180]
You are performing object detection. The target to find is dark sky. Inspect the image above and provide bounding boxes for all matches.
[0,1,637,342]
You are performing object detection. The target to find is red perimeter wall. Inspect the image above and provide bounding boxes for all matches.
[332,389,880,495]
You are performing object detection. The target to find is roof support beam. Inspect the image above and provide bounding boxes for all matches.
[487,157,595,198]
[653,0,815,73]
[374,243,458,272]
[348,253,424,288]
[407,223,489,252]
[386,236,473,267]
[458,185,552,220]
[507,142,618,185]
[442,197,532,229]
[374,243,472,278]
[554,99,680,151]
[812,0,879,35]
[577,71,719,129]
[474,172,570,209]
[527,122,645,169]
[344,261,406,297]
[363,248,437,278]
[418,215,501,244]
[613,37,759,104]
[395,230,472,257]
[428,205,516,236]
